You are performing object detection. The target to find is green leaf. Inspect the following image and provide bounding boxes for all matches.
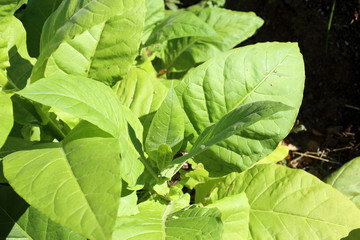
[3,132,122,239]
[256,144,289,165]
[0,92,13,148]
[0,0,20,70]
[155,144,173,171]
[175,42,305,175]
[113,200,223,239]
[205,164,360,239]
[1,16,36,91]
[31,0,145,85]
[162,101,293,178]
[114,67,170,121]
[207,193,250,240]
[18,74,145,185]
[115,67,155,118]
[0,185,85,239]
[326,157,360,208]
[145,85,184,159]
[118,190,139,217]
[164,9,263,72]
[19,0,63,57]
[146,10,217,46]
[143,0,165,43]
[18,74,128,139]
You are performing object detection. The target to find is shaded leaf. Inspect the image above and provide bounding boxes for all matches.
[19,0,63,57]
[326,157,360,208]
[0,185,84,239]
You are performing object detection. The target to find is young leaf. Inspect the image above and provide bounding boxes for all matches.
[115,67,155,118]
[145,85,184,159]
[0,92,13,148]
[206,193,250,240]
[163,9,264,72]
[32,0,145,85]
[175,42,305,175]
[3,135,122,239]
[0,185,84,239]
[155,144,173,171]
[146,10,217,46]
[114,67,170,120]
[204,164,360,239]
[326,157,360,208]
[113,200,223,239]
[162,101,293,178]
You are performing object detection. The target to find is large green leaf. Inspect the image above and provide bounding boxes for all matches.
[113,200,223,239]
[31,0,145,85]
[18,75,144,188]
[162,101,292,178]
[203,164,360,239]
[206,193,250,240]
[3,129,122,239]
[164,9,263,72]
[145,85,184,159]
[0,92,13,148]
[0,185,85,239]
[19,0,63,57]
[175,42,305,175]
[19,75,127,138]
[326,157,360,208]
[146,10,217,46]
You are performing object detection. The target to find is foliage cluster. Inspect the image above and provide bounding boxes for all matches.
[1,0,360,239]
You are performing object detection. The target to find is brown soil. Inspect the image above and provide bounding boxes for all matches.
[226,0,360,178]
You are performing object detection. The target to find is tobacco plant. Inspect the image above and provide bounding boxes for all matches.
[1,0,360,239]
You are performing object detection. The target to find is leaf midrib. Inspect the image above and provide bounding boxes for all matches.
[59,146,107,239]
[250,209,351,228]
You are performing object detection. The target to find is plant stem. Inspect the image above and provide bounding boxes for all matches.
[139,156,160,182]
[325,0,336,56]
[46,117,66,141]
